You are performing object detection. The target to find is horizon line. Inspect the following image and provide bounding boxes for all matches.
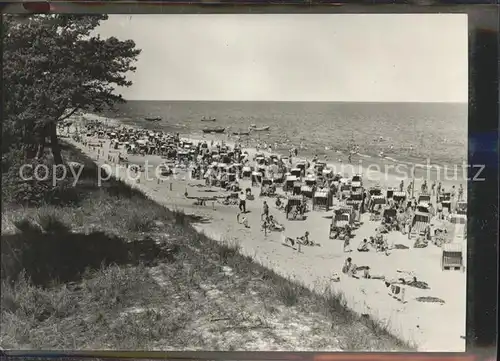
[123,99,468,104]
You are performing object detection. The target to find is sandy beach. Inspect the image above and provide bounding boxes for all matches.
[64,114,467,351]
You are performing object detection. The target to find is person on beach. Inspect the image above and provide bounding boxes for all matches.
[407,182,412,196]
[262,201,269,221]
[342,258,352,274]
[406,218,412,238]
[238,191,247,213]
[343,235,352,253]
[299,231,311,246]
[451,185,456,200]
[458,184,464,200]
[237,212,250,228]
[399,180,404,192]
[421,180,428,194]
[342,258,358,277]
[428,202,435,216]
[437,182,442,196]
[363,267,385,280]
[261,216,269,236]
[436,201,443,220]
[357,239,369,252]
[281,233,302,252]
[266,215,284,232]
[275,197,284,210]
[431,181,436,196]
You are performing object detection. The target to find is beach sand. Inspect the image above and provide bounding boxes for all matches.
[64,115,466,351]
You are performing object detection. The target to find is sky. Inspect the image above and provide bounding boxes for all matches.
[97,14,468,103]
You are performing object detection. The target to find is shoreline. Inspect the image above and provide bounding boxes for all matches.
[66,113,467,351]
[110,110,467,174]
[83,113,467,194]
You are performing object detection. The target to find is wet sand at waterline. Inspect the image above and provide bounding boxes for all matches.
[65,120,466,352]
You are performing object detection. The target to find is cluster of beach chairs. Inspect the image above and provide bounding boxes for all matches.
[72,119,467,274]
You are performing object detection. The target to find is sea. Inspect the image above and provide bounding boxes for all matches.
[104,101,468,170]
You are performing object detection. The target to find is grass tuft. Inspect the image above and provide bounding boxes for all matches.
[215,240,241,264]
[13,217,42,234]
[36,207,71,233]
[126,209,156,232]
[275,279,304,306]
[1,272,79,322]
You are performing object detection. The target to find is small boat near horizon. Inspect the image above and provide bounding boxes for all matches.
[201,117,216,122]
[144,116,162,122]
[232,131,250,136]
[249,125,270,131]
[202,127,225,134]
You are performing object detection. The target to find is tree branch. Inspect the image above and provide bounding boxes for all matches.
[57,107,80,122]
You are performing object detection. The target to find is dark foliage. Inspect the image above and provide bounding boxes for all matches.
[2,14,140,162]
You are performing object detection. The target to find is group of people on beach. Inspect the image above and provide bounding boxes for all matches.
[73,119,465,283]
[403,179,464,202]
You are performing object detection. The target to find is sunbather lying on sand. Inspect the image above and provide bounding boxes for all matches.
[407,276,430,289]
[282,233,302,252]
[384,271,429,289]
[298,231,320,246]
[330,272,341,282]
[413,234,429,248]
[361,267,385,280]
[237,212,250,228]
[357,239,370,252]
[262,215,285,234]
[393,271,430,289]
[268,215,285,231]
[282,231,319,250]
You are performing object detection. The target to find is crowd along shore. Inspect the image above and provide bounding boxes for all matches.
[59,113,467,351]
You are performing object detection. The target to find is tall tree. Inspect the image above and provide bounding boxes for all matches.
[2,14,141,163]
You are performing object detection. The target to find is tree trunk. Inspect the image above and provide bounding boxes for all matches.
[35,126,47,159]
[35,142,45,159]
[23,123,37,160]
[49,122,63,165]
[24,144,37,161]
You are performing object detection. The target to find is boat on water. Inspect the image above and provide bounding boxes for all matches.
[144,116,162,122]
[201,117,216,122]
[249,125,270,131]
[202,127,225,134]
[232,131,250,136]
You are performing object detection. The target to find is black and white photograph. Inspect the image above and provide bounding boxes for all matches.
[2,13,468,351]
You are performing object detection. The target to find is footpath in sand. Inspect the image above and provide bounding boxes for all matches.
[67,126,466,352]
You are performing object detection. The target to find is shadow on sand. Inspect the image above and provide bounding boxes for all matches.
[1,229,178,287]
[178,213,212,225]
